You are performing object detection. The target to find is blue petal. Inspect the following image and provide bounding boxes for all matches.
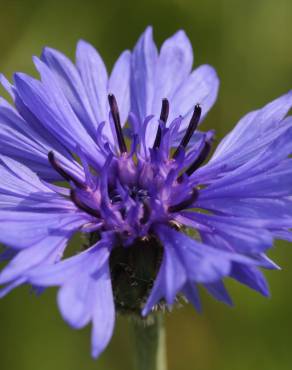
[197,197,292,220]
[76,40,108,126]
[0,155,54,195]
[179,212,273,254]
[211,91,292,163]
[0,277,25,298]
[0,235,68,285]
[28,240,115,358]
[201,126,292,188]
[57,262,101,329]
[0,74,15,98]
[0,157,74,212]
[131,26,158,123]
[0,97,83,181]
[41,46,98,136]
[166,229,230,282]
[0,211,86,249]
[91,262,115,358]
[201,161,292,199]
[108,50,131,126]
[152,30,193,115]
[0,157,86,250]
[204,280,233,306]
[28,241,111,286]
[143,225,262,315]
[182,282,202,312]
[230,264,270,297]
[0,156,71,199]
[13,69,103,167]
[131,27,219,130]
[169,65,219,129]
[142,231,187,315]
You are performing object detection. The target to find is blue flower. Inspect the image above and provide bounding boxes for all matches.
[0,26,291,358]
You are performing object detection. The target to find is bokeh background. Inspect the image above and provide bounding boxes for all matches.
[0,0,292,369]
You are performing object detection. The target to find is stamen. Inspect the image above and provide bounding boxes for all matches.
[48,151,85,189]
[177,139,212,182]
[173,104,201,158]
[70,189,101,218]
[168,188,198,213]
[185,140,212,176]
[153,98,169,149]
[108,94,127,153]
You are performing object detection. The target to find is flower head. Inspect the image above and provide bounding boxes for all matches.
[0,27,292,358]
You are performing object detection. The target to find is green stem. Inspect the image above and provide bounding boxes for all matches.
[131,314,167,370]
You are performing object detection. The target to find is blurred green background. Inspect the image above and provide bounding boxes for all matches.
[0,0,292,369]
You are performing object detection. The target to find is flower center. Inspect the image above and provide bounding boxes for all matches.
[47,95,214,240]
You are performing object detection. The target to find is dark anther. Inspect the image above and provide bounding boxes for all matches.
[185,140,212,176]
[153,98,169,149]
[70,189,101,218]
[140,201,151,224]
[48,151,86,189]
[168,188,198,213]
[172,104,201,159]
[108,94,127,153]
[177,139,212,182]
